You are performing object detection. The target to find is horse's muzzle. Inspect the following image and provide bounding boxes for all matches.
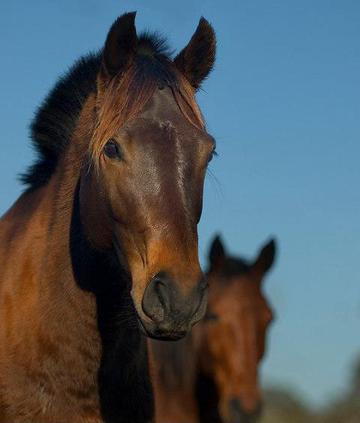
[140,271,207,340]
[228,398,262,423]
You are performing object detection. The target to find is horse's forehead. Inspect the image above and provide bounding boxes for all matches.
[210,280,265,311]
[138,86,188,125]
[124,94,201,152]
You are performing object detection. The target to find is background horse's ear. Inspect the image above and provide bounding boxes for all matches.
[101,12,138,78]
[174,17,216,90]
[209,234,226,270]
[252,238,277,275]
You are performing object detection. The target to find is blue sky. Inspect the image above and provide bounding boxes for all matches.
[1,0,359,408]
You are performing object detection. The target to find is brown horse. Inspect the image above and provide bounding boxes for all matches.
[150,235,276,423]
[0,12,216,423]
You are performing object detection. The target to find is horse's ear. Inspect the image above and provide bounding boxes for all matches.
[101,12,138,78]
[209,234,226,270]
[252,238,277,275]
[174,17,216,90]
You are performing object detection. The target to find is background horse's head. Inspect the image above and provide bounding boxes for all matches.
[78,13,216,340]
[199,236,276,423]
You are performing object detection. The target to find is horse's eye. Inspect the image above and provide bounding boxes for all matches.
[208,148,217,163]
[205,312,218,322]
[104,139,121,159]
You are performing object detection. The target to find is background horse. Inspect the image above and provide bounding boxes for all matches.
[0,12,216,423]
[150,235,276,423]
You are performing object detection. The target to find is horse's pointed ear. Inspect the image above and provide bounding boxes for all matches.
[253,238,277,275]
[209,234,225,270]
[174,17,216,90]
[101,12,138,78]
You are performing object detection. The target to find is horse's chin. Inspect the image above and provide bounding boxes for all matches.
[137,316,188,341]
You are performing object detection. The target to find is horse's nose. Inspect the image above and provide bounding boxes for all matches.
[141,271,207,339]
[229,398,262,423]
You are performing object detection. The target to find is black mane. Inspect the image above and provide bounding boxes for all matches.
[20,33,173,191]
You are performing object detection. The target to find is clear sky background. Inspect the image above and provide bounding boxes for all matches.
[0,0,359,409]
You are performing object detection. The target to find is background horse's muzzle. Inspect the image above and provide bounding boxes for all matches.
[141,271,207,340]
[228,398,262,423]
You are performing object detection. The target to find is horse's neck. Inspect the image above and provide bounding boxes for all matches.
[0,109,153,421]
[46,150,154,423]
[0,154,105,421]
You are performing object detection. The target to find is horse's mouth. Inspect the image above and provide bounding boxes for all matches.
[137,316,188,341]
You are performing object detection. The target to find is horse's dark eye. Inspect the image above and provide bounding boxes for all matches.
[104,139,121,159]
[205,312,218,322]
[208,148,217,163]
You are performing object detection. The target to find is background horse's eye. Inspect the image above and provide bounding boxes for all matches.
[205,311,219,322]
[104,139,121,159]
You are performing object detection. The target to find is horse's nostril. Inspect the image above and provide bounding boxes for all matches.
[228,398,262,423]
[153,276,172,311]
[142,272,171,322]
[141,272,207,337]
[229,398,242,415]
